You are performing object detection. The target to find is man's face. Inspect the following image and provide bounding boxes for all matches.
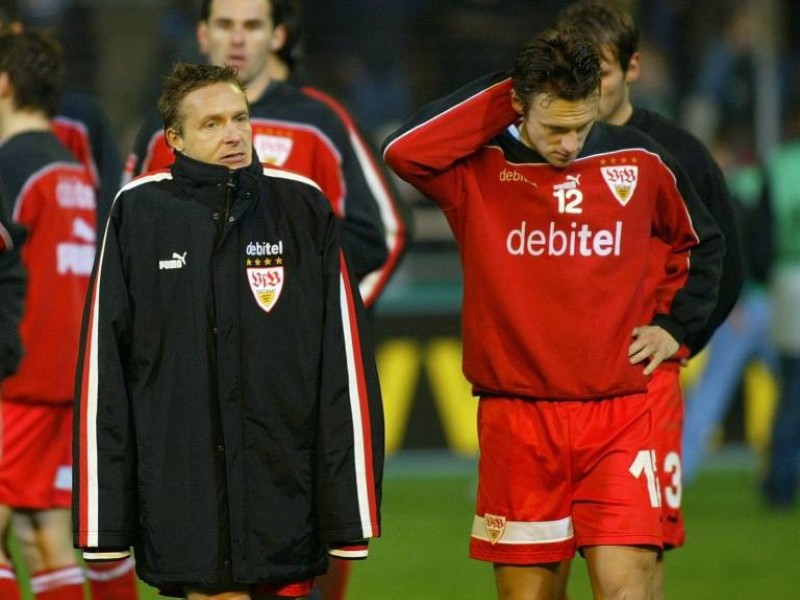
[197,0,278,87]
[514,91,599,168]
[168,81,253,170]
[597,47,639,125]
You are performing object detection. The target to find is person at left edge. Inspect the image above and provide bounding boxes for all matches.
[0,187,26,599]
[0,28,98,600]
[0,7,134,597]
[0,198,25,599]
[0,2,123,248]
[73,62,383,600]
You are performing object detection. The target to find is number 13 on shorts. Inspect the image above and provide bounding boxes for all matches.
[629,449,662,508]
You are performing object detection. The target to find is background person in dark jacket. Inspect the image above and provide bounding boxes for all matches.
[264,3,408,598]
[125,0,403,311]
[73,63,384,600]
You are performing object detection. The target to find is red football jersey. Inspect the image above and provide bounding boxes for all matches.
[384,74,723,400]
[0,132,96,405]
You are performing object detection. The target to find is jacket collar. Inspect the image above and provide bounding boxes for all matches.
[170,151,262,211]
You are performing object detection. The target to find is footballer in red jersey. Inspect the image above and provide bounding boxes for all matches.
[384,29,724,600]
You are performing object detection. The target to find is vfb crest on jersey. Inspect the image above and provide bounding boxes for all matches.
[248,265,284,313]
[601,165,638,206]
[484,513,506,545]
[254,133,293,166]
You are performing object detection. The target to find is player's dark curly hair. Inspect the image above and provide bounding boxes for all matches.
[555,0,639,72]
[158,63,247,134]
[0,29,63,118]
[512,28,602,113]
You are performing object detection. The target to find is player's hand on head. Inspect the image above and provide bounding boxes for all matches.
[628,325,679,376]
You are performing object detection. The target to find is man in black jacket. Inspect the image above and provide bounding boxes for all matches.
[73,63,384,600]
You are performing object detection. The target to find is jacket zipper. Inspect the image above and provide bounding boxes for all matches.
[224,171,236,222]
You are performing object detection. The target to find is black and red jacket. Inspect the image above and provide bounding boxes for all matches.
[74,152,383,592]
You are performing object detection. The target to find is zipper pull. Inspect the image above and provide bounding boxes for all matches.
[224,172,236,221]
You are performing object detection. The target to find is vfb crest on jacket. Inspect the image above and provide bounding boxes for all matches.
[245,240,285,313]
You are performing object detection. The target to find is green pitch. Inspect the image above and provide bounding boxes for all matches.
[12,452,799,599]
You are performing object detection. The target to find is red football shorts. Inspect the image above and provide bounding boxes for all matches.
[0,401,73,509]
[470,394,663,565]
[648,365,685,548]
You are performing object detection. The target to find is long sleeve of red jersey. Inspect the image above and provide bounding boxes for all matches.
[382,72,517,207]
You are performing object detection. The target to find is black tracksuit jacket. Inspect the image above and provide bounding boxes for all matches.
[73,152,383,592]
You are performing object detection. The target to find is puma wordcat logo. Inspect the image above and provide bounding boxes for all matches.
[159,251,188,270]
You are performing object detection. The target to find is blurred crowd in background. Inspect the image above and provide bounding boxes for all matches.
[2,2,789,194]
[19,0,800,168]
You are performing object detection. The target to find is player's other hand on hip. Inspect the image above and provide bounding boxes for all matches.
[628,325,679,376]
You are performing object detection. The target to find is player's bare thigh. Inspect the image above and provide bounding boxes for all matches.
[0,504,12,565]
[584,545,657,600]
[12,508,76,571]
